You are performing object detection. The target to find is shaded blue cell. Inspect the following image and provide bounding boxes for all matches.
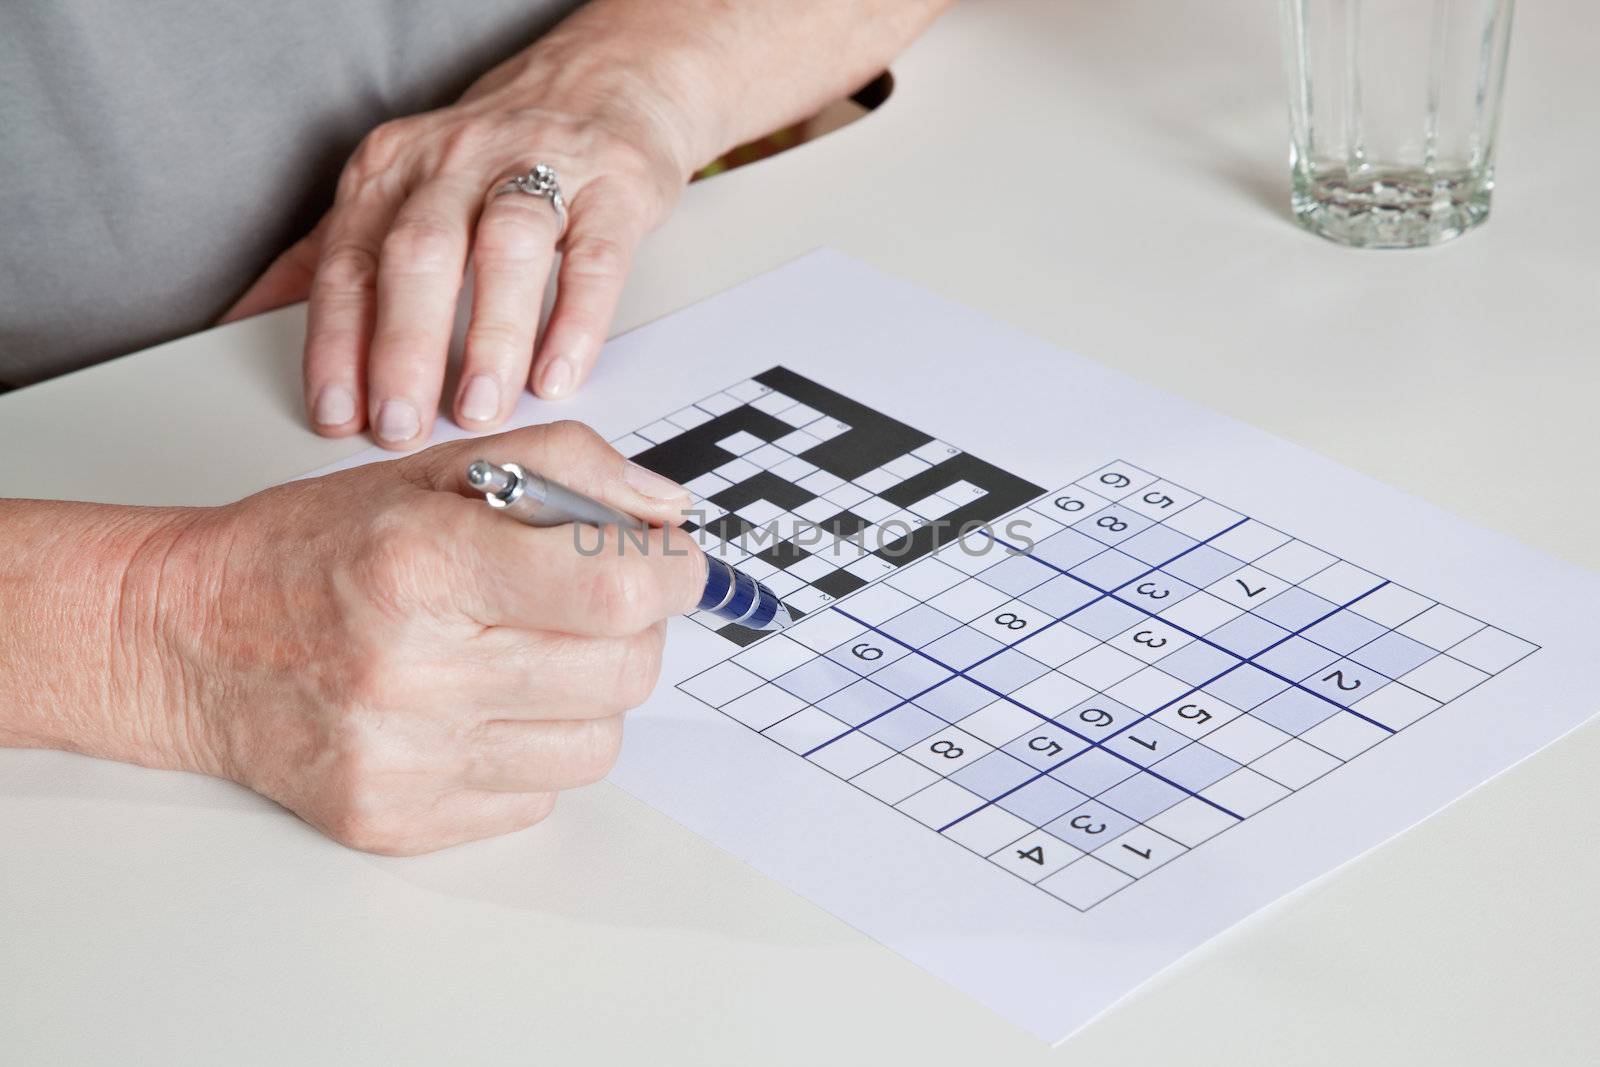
[1103,719,1190,767]
[879,603,962,648]
[774,656,859,703]
[826,635,910,676]
[1119,572,1199,613]
[1253,586,1338,632]
[1097,771,1187,821]
[1152,742,1240,791]
[1117,524,1200,567]
[1252,687,1337,734]
[1067,598,1147,640]
[923,626,1005,670]
[861,705,945,749]
[1019,575,1101,617]
[1162,544,1246,588]
[1045,800,1136,848]
[1350,631,1435,678]
[1002,725,1089,769]
[869,653,952,698]
[977,554,1054,597]
[816,679,903,726]
[1050,746,1137,795]
[915,677,994,721]
[950,751,1037,799]
[1157,641,1240,685]
[1073,506,1154,546]
[968,648,1049,692]
[1033,528,1104,570]
[1204,665,1288,710]
[1063,695,1139,739]
[1071,549,1149,590]
[1253,635,1339,682]
[1206,614,1292,657]
[1302,658,1389,704]
[997,775,1086,825]
[1303,610,1387,656]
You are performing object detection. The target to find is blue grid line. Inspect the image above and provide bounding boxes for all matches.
[934,580,1392,835]
[799,518,1248,758]
[832,608,1245,822]
[984,532,1395,730]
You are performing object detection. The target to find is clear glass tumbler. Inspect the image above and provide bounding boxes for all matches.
[1280,0,1515,248]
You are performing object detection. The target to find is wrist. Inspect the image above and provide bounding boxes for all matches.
[0,500,226,777]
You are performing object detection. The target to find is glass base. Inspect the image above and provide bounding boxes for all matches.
[1291,167,1493,249]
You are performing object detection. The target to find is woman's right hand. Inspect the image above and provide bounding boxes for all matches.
[137,421,701,854]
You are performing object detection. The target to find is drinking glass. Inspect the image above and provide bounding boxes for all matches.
[1280,0,1515,248]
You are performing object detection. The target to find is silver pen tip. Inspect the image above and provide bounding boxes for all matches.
[466,460,516,497]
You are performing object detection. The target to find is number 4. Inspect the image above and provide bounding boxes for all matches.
[1016,845,1045,866]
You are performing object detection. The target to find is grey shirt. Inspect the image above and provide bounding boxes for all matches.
[0,0,582,388]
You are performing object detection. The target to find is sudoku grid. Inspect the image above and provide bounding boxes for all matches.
[678,458,1539,911]
[610,367,1044,644]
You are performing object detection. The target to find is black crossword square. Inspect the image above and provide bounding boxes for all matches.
[706,513,753,541]
[754,541,810,569]
[814,569,869,599]
[820,510,869,539]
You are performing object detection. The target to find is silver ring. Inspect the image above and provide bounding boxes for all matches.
[494,163,568,237]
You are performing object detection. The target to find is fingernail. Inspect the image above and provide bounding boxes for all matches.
[375,398,420,443]
[459,374,500,423]
[313,385,355,426]
[625,461,688,500]
[539,357,575,399]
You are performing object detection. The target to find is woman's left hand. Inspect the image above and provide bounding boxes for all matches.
[224,28,702,449]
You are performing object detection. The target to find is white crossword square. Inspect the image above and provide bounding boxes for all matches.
[1014,621,1100,668]
[1012,672,1096,717]
[1351,583,1433,628]
[765,707,847,754]
[1300,711,1387,759]
[1062,645,1145,690]
[1210,519,1291,563]
[1040,857,1133,909]
[852,755,940,804]
[887,558,967,601]
[1159,591,1245,635]
[734,635,818,679]
[1204,715,1290,763]
[1095,826,1187,878]
[720,686,808,731]
[897,779,984,829]
[1146,796,1236,846]
[668,405,713,430]
[943,805,1034,856]
[696,390,743,415]
[787,610,868,653]
[1202,768,1289,817]
[1447,627,1537,674]
[716,431,763,454]
[748,390,795,414]
[929,578,1013,623]
[725,378,772,402]
[1398,604,1485,651]
[1299,560,1382,605]
[1400,656,1488,702]
[843,582,920,625]
[1254,539,1336,583]
[807,731,895,779]
[1210,566,1290,610]
[1106,667,1191,713]
[776,402,824,427]
[989,830,1078,883]
[680,662,766,708]
[1353,684,1439,729]
[958,700,1057,747]
[1251,738,1340,789]
[1162,498,1244,541]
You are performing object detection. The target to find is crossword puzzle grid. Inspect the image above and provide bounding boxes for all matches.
[679,461,1539,911]
[610,367,1043,644]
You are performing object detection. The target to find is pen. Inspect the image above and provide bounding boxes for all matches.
[465,459,792,632]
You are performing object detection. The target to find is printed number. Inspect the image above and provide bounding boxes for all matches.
[930,739,964,759]
[1134,581,1170,600]
[1070,814,1107,834]
[994,612,1028,630]
[1235,577,1266,598]
[1079,707,1115,728]
[1132,630,1167,649]
[1322,669,1362,691]
[1053,495,1088,513]
[1129,734,1159,752]
[1141,491,1175,509]
[1099,473,1132,489]
[1121,842,1153,861]
[851,643,883,661]
[1028,736,1064,757]
[1176,702,1212,724]
[1016,845,1046,866]
[1097,515,1129,532]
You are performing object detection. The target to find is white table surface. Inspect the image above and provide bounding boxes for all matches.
[3,2,1597,1063]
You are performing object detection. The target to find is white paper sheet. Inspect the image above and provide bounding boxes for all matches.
[311,250,1599,1044]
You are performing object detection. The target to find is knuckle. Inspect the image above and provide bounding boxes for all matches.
[570,718,624,784]
[585,555,653,635]
[381,216,462,275]
[355,120,409,169]
[317,244,379,294]
[463,318,528,364]
[615,630,664,708]
[561,235,630,282]
[539,419,609,464]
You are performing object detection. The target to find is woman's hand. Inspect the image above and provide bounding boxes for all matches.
[224,0,953,450]
[226,26,703,449]
[1,423,702,855]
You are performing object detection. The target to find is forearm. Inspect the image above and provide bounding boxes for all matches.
[477,0,953,177]
[0,499,215,772]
